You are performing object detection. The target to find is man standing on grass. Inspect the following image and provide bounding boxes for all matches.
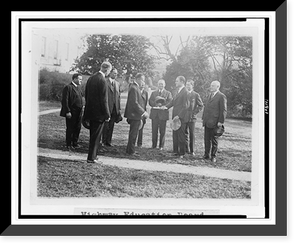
[202,80,227,163]
[124,73,149,155]
[60,73,83,150]
[185,79,203,156]
[149,79,172,150]
[102,68,122,147]
[163,76,190,159]
[136,80,149,148]
[83,61,112,163]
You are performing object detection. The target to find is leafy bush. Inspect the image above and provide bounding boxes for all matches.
[39,68,72,101]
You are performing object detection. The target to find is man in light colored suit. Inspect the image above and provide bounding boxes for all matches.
[164,76,190,158]
[202,80,227,163]
[102,68,122,147]
[149,79,172,150]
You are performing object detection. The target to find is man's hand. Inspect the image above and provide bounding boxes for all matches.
[105,117,111,122]
[66,112,72,119]
[174,115,180,120]
[141,111,149,119]
[160,106,168,110]
[217,122,223,127]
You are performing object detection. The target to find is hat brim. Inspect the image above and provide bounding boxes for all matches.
[214,125,225,137]
[170,118,181,131]
[82,118,90,129]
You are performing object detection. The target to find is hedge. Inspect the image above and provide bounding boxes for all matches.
[39,68,88,101]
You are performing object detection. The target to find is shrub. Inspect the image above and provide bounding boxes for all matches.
[39,68,72,101]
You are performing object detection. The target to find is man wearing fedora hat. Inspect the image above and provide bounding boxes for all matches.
[149,79,172,150]
[202,80,227,163]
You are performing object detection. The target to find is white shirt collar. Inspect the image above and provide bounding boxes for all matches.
[99,70,105,78]
[178,85,185,93]
[212,90,219,97]
[71,81,77,87]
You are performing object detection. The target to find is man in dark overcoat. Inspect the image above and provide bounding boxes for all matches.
[202,80,227,163]
[60,73,83,150]
[164,76,190,158]
[84,61,111,163]
[136,80,148,147]
[102,68,122,147]
[124,73,149,155]
[185,80,203,156]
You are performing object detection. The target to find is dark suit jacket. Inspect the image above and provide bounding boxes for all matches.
[186,91,203,122]
[124,82,146,120]
[149,89,172,120]
[166,87,190,123]
[202,91,227,128]
[60,83,83,117]
[83,72,110,121]
[106,77,121,115]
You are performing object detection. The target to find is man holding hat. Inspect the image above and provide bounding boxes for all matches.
[163,76,190,158]
[149,79,172,150]
[202,80,227,163]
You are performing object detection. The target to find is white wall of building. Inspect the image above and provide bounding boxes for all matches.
[33,28,85,73]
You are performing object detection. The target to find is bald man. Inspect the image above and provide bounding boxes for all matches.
[202,80,227,163]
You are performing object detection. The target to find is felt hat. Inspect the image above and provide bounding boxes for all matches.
[214,125,225,137]
[155,96,166,105]
[82,117,90,129]
[170,117,181,131]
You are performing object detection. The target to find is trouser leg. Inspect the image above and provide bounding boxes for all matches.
[159,119,167,148]
[126,119,140,154]
[178,122,187,156]
[189,122,195,153]
[87,120,103,161]
[72,108,82,146]
[204,126,212,157]
[151,117,159,148]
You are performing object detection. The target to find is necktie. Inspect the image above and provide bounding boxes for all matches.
[158,90,161,96]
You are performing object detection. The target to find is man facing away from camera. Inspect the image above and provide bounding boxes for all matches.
[84,61,112,163]
[60,73,83,150]
[149,79,172,150]
[202,80,227,163]
[124,73,149,155]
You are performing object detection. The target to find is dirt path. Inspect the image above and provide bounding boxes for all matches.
[38,147,251,182]
[39,108,61,116]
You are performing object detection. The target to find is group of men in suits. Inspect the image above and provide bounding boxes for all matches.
[60,61,227,163]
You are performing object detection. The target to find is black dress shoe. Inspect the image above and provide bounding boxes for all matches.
[203,155,210,160]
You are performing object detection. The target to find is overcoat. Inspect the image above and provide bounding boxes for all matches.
[202,91,227,128]
[84,72,110,121]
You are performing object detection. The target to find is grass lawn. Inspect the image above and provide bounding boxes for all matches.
[38,156,251,198]
[38,104,252,172]
[37,100,252,199]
